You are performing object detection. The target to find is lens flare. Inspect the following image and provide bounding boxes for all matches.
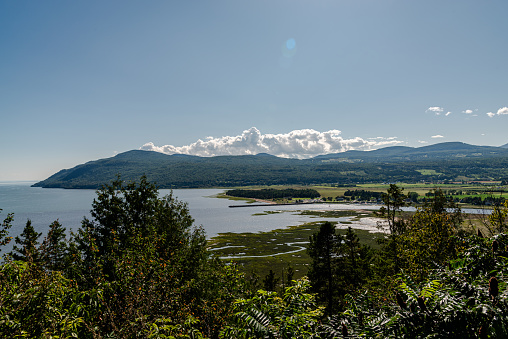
[286,38,296,50]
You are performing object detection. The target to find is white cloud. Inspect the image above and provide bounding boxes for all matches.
[487,112,495,118]
[431,135,444,139]
[445,112,452,116]
[140,127,404,159]
[426,107,444,115]
[497,107,508,115]
[462,109,473,114]
[418,140,429,144]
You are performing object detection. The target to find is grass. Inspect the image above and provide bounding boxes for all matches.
[207,210,384,282]
[416,169,444,176]
[217,183,506,202]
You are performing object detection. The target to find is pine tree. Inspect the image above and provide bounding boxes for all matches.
[10,219,42,262]
[0,209,14,253]
[339,227,373,293]
[307,221,341,314]
[40,220,67,271]
[263,269,279,291]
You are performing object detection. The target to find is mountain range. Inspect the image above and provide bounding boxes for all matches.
[33,142,508,189]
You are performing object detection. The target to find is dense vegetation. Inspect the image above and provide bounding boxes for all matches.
[2,177,508,337]
[32,142,508,189]
[225,188,320,200]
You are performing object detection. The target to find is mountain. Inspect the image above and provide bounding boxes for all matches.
[33,143,508,189]
[312,142,508,162]
[32,150,301,189]
[501,143,508,149]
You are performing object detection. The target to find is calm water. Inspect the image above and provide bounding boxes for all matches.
[0,182,491,253]
[0,182,383,251]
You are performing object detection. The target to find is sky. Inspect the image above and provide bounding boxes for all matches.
[1,0,507,181]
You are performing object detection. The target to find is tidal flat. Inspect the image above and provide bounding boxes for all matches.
[207,209,385,281]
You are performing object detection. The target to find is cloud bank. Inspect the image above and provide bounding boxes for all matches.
[141,127,403,159]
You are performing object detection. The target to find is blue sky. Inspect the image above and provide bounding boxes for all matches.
[1,0,507,180]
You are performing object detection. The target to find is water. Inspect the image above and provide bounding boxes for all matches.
[0,182,493,254]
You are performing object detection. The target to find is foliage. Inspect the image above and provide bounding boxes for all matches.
[0,209,13,253]
[4,179,508,337]
[9,219,42,262]
[226,188,320,200]
[39,220,68,271]
[487,200,508,235]
[220,277,323,339]
[308,222,373,314]
[323,233,508,338]
[307,222,338,313]
[378,184,407,235]
[343,189,383,201]
[399,189,464,281]
[33,149,508,189]
[1,176,249,338]
[0,260,86,338]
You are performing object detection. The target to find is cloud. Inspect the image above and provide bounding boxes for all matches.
[418,140,429,144]
[426,107,444,115]
[497,107,508,115]
[485,107,508,117]
[431,135,444,139]
[445,112,452,116]
[462,109,473,114]
[140,127,404,159]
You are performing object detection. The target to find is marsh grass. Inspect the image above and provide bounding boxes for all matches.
[208,210,384,282]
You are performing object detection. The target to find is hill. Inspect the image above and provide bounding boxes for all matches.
[313,142,508,162]
[33,143,508,189]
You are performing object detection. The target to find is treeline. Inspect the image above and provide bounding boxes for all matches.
[2,178,508,337]
[457,196,507,206]
[343,189,383,201]
[32,150,508,189]
[225,188,320,200]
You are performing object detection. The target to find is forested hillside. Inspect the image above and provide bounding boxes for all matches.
[33,142,508,189]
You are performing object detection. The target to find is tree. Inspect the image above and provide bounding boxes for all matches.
[10,219,41,262]
[407,191,419,203]
[379,184,407,235]
[262,270,280,292]
[399,189,463,281]
[488,200,508,235]
[74,175,207,280]
[67,175,236,337]
[340,227,373,293]
[0,209,13,254]
[307,221,340,313]
[39,220,68,271]
[375,184,408,277]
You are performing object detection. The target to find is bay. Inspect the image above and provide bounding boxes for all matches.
[0,182,382,252]
[0,182,492,254]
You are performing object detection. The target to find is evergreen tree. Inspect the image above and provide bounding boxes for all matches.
[10,219,42,262]
[307,221,340,313]
[0,209,14,253]
[263,269,279,291]
[379,184,407,235]
[339,227,373,292]
[40,220,67,271]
